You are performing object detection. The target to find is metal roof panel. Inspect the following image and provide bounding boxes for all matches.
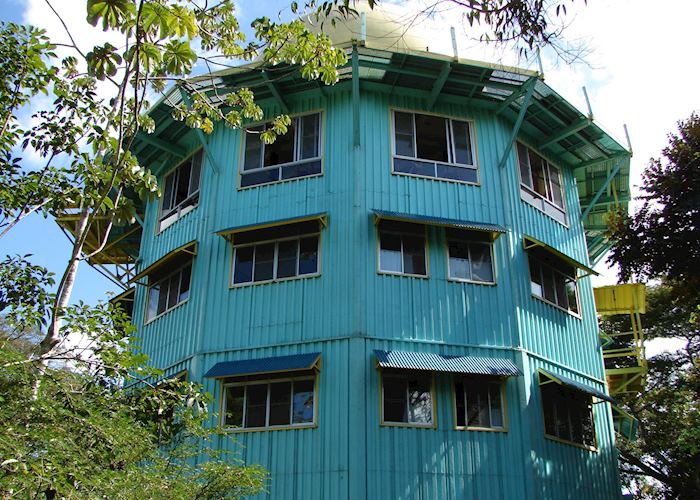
[204,352,322,378]
[374,350,521,377]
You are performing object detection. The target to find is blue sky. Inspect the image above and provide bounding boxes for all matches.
[2,0,699,316]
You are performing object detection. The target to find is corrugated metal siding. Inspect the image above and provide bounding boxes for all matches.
[130,84,619,499]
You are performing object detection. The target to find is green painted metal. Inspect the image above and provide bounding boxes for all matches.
[427,62,451,110]
[538,118,592,149]
[496,76,536,115]
[179,87,221,174]
[119,48,629,499]
[135,131,186,157]
[580,160,623,222]
[497,78,536,169]
[261,70,289,113]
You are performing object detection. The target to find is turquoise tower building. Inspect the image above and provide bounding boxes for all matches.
[94,9,634,500]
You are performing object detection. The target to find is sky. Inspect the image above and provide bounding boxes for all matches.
[2,0,698,352]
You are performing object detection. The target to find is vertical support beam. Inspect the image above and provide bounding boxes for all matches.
[580,160,623,222]
[582,86,593,118]
[178,86,220,175]
[450,27,458,59]
[352,44,360,148]
[360,12,366,44]
[496,76,537,115]
[497,78,536,169]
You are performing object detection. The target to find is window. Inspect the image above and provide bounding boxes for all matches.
[381,371,434,426]
[222,373,316,429]
[517,143,566,224]
[240,112,322,187]
[145,254,193,322]
[231,220,320,285]
[392,110,478,183]
[540,378,596,448]
[454,378,506,430]
[377,219,427,276]
[527,247,580,315]
[446,228,495,283]
[159,150,203,232]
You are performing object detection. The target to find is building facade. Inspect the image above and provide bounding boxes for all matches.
[99,15,633,500]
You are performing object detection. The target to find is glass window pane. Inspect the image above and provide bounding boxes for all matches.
[543,267,557,303]
[292,379,315,424]
[394,112,415,157]
[379,232,402,273]
[407,377,432,424]
[566,279,579,314]
[224,386,245,427]
[243,129,263,171]
[157,278,169,314]
[298,236,319,275]
[264,127,295,166]
[178,264,191,303]
[147,284,160,321]
[470,244,494,283]
[383,377,407,423]
[161,172,176,212]
[253,243,275,282]
[517,143,533,188]
[402,235,426,275]
[233,246,254,284]
[244,384,268,428]
[529,150,548,197]
[281,159,322,180]
[489,384,503,428]
[448,241,470,280]
[554,273,569,309]
[548,164,564,207]
[455,381,466,426]
[240,168,280,187]
[166,273,180,309]
[529,257,543,297]
[451,120,473,165]
[436,164,478,183]
[276,240,298,279]
[415,114,448,162]
[174,163,191,206]
[268,382,292,426]
[394,158,435,177]
[300,114,320,159]
[189,151,202,195]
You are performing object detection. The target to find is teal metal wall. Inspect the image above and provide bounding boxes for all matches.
[132,83,619,499]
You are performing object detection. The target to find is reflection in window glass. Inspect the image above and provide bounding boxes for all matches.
[382,373,433,425]
[222,376,316,429]
[447,229,494,283]
[455,378,505,429]
[528,250,580,314]
[377,220,426,276]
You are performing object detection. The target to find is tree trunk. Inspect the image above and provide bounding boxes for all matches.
[32,206,90,398]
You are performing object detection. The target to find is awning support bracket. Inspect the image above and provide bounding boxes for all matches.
[497,78,537,170]
[427,62,452,110]
[538,118,592,150]
[496,76,537,115]
[178,86,221,175]
[261,70,289,114]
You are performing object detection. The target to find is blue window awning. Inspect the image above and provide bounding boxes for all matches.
[204,352,322,379]
[372,210,506,237]
[374,350,521,377]
[538,369,614,403]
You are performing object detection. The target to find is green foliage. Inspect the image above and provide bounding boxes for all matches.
[607,114,700,299]
[605,115,700,498]
[0,321,267,498]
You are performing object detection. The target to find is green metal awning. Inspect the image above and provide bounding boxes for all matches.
[374,350,521,377]
[215,212,328,241]
[129,240,197,284]
[523,235,598,277]
[612,404,639,441]
[538,369,615,403]
[204,352,322,379]
[372,210,506,238]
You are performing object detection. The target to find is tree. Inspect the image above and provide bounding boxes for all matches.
[606,114,700,498]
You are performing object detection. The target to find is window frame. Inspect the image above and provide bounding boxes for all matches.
[229,224,322,288]
[390,108,479,185]
[516,142,568,226]
[452,376,508,432]
[238,111,324,189]
[539,375,598,451]
[379,370,437,428]
[144,257,193,324]
[220,373,318,432]
[527,251,581,317]
[445,229,496,285]
[376,220,429,278]
[157,149,204,233]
